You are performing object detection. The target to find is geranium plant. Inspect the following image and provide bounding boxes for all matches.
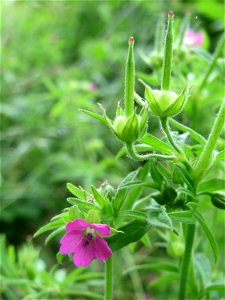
[34,11,225,300]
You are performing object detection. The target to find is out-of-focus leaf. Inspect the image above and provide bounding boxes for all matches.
[197,179,225,194]
[67,183,88,200]
[123,262,178,275]
[34,219,65,238]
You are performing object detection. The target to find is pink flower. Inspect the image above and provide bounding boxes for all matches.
[60,218,112,267]
[184,29,204,47]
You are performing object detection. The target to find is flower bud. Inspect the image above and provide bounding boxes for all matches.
[140,79,191,118]
[211,193,225,210]
[113,105,148,143]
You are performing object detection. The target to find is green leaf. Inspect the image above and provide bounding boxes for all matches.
[34,219,65,238]
[121,162,150,210]
[169,118,206,145]
[205,280,225,293]
[113,170,139,213]
[177,187,196,200]
[197,179,225,194]
[119,210,147,221]
[91,185,108,208]
[45,226,65,245]
[107,220,150,252]
[140,133,174,155]
[191,210,218,262]
[169,211,195,224]
[66,198,97,211]
[194,253,211,290]
[123,262,178,275]
[148,273,179,288]
[80,109,107,125]
[216,149,225,161]
[67,183,88,200]
[147,207,173,230]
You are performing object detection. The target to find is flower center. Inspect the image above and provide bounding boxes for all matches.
[83,232,94,247]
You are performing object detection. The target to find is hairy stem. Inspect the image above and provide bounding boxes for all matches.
[195,101,225,177]
[105,256,113,300]
[126,142,175,161]
[178,224,196,300]
[161,118,182,153]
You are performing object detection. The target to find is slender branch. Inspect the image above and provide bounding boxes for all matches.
[198,35,225,92]
[126,143,175,161]
[105,256,113,300]
[178,224,196,300]
[195,101,225,177]
[160,118,182,153]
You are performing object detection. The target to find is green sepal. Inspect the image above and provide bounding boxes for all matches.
[116,101,124,117]
[161,86,191,118]
[122,113,139,142]
[139,79,162,116]
[139,105,149,136]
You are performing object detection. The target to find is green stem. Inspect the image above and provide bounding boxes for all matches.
[161,118,182,153]
[105,256,113,300]
[195,101,225,177]
[178,224,196,300]
[198,35,225,92]
[168,118,206,145]
[125,37,135,117]
[126,142,176,161]
[161,11,174,90]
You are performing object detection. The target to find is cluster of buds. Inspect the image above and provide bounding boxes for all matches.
[112,102,148,143]
[82,11,191,146]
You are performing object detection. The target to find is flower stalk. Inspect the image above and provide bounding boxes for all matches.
[178,224,196,300]
[160,117,182,154]
[105,256,113,300]
[161,11,174,91]
[126,142,175,161]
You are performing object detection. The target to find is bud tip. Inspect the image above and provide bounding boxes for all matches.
[168,11,174,17]
[129,36,134,44]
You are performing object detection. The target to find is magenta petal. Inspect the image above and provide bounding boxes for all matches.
[60,233,83,254]
[66,219,90,233]
[91,224,110,236]
[195,33,203,47]
[94,236,112,260]
[73,242,95,267]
